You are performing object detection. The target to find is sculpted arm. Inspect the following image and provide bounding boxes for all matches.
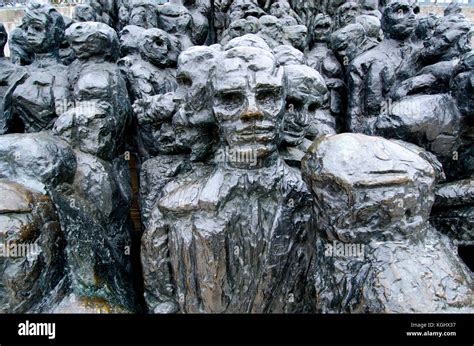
[141,207,177,313]
[347,61,366,132]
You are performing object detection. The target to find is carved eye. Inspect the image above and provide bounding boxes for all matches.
[153,38,165,47]
[218,91,244,106]
[395,6,409,16]
[177,75,192,87]
[33,25,44,32]
[286,97,303,111]
[257,88,280,106]
[308,103,318,113]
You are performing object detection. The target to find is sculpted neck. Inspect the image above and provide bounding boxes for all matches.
[220,148,279,170]
[34,52,59,66]
[313,41,328,48]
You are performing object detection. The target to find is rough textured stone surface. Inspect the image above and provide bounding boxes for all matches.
[302,133,473,313]
[0,180,66,313]
[5,3,69,133]
[141,40,315,313]
[0,0,472,315]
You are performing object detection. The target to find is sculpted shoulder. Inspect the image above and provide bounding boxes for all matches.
[157,164,215,214]
[350,42,387,73]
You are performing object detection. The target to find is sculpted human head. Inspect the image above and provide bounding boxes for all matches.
[22,2,65,54]
[360,0,379,12]
[173,46,220,160]
[269,1,292,18]
[421,13,471,62]
[158,2,192,34]
[258,15,283,41]
[66,22,119,62]
[72,4,98,22]
[211,36,285,167]
[228,18,258,39]
[415,13,439,41]
[9,27,33,65]
[381,0,417,40]
[285,25,307,51]
[331,23,366,62]
[283,65,328,146]
[312,14,333,44]
[119,25,144,56]
[273,45,306,66]
[302,134,436,244]
[229,0,265,22]
[336,2,359,29]
[176,46,219,116]
[129,0,159,28]
[139,28,177,67]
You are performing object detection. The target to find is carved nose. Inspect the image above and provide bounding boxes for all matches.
[295,111,309,127]
[241,108,263,121]
[241,96,263,121]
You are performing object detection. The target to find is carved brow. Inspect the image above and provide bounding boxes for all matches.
[256,85,281,93]
[218,88,245,95]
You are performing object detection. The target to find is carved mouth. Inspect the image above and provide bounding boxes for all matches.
[236,124,276,136]
[233,125,277,144]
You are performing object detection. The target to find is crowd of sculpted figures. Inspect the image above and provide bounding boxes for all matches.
[0,0,472,313]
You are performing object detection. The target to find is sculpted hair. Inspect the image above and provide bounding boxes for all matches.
[23,1,65,49]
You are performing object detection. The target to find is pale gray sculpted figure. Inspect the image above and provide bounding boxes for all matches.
[279,62,333,167]
[141,37,315,313]
[138,45,219,235]
[347,0,464,168]
[49,21,137,312]
[0,0,473,315]
[302,133,474,313]
[119,28,179,102]
[5,2,69,133]
[306,14,344,129]
[157,2,194,50]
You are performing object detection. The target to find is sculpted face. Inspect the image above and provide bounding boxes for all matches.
[173,46,219,159]
[382,0,417,40]
[286,25,307,51]
[258,15,282,40]
[228,18,257,38]
[158,4,192,34]
[130,2,158,28]
[269,1,291,18]
[24,17,49,52]
[22,4,64,55]
[176,47,217,114]
[331,23,366,62]
[312,14,332,43]
[283,65,328,146]
[73,5,97,22]
[140,29,170,67]
[360,0,379,12]
[336,2,359,28]
[456,29,473,55]
[229,0,265,21]
[119,25,144,56]
[67,22,118,61]
[212,47,285,165]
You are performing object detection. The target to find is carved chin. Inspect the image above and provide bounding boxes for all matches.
[230,142,278,158]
